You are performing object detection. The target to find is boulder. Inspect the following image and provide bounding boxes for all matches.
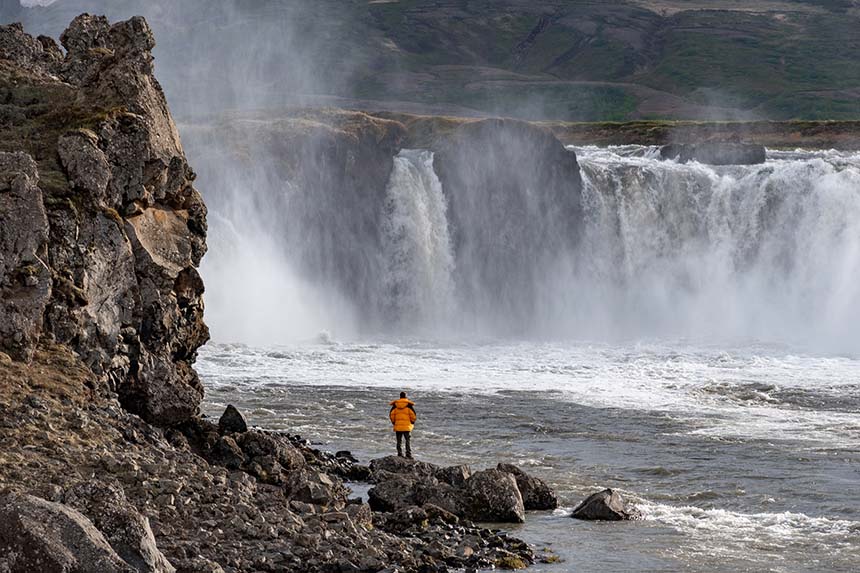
[0,493,135,573]
[464,469,525,523]
[497,463,558,510]
[367,473,418,512]
[571,488,639,521]
[63,483,175,573]
[218,405,248,434]
[660,141,766,165]
[436,464,472,487]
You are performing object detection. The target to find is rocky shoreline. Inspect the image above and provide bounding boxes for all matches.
[0,15,645,572]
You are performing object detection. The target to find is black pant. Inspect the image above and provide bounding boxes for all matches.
[396,431,412,458]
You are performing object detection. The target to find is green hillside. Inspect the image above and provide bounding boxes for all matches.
[4,0,860,120]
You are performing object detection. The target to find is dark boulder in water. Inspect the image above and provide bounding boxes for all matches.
[661,141,766,165]
[571,488,639,521]
[497,463,558,510]
[465,469,526,523]
[218,404,247,434]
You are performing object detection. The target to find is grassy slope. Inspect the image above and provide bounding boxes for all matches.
[5,0,860,121]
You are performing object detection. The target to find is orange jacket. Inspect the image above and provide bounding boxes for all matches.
[389,398,416,432]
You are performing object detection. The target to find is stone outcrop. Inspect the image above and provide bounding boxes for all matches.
[571,488,640,521]
[0,15,208,425]
[660,141,766,165]
[367,456,556,525]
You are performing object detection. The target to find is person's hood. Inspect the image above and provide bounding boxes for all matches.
[390,398,414,408]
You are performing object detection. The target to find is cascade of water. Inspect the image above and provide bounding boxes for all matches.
[572,147,860,350]
[380,150,455,329]
[194,132,860,352]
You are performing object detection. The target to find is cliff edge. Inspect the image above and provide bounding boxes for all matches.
[0,15,208,425]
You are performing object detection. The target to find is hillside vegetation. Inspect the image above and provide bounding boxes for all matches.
[3,0,859,121]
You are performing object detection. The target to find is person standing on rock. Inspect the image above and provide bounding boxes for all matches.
[389,392,417,458]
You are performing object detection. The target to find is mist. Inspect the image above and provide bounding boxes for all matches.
[4,1,860,352]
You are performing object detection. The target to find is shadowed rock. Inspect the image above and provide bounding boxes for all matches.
[497,463,558,510]
[0,493,136,573]
[571,488,640,521]
[63,483,175,573]
[465,469,525,523]
[218,404,248,434]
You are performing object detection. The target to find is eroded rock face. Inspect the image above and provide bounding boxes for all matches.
[0,17,208,425]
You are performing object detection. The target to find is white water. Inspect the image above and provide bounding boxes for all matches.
[199,145,860,352]
[570,146,860,352]
[380,150,455,330]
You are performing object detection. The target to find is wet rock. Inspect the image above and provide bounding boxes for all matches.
[660,141,766,165]
[464,469,525,523]
[218,405,248,434]
[571,488,639,521]
[0,493,135,573]
[497,463,558,510]
[335,451,359,463]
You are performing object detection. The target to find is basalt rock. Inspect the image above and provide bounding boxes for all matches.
[0,153,51,363]
[0,493,136,573]
[218,404,248,434]
[0,16,208,426]
[369,457,549,524]
[571,488,640,521]
[497,463,558,510]
[660,141,766,165]
[63,482,175,573]
[464,469,526,524]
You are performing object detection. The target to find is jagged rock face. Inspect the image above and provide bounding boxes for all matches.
[0,16,208,425]
[0,153,51,362]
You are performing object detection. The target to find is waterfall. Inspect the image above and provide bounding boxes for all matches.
[571,146,860,350]
[191,127,860,352]
[381,150,455,329]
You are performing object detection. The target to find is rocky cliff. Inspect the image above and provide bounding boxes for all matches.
[0,15,208,425]
[0,16,566,573]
